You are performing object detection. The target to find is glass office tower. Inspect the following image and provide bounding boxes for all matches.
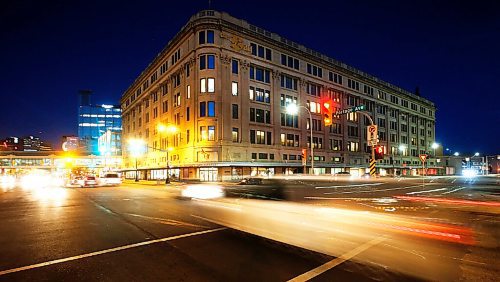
[78,91,122,155]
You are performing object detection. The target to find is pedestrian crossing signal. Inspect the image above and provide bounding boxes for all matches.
[374,145,384,160]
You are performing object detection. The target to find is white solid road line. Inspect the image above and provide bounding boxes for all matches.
[0,227,226,276]
[287,236,387,282]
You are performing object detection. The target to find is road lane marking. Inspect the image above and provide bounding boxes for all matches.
[0,227,226,276]
[406,188,448,195]
[322,184,427,195]
[315,183,383,189]
[126,213,210,229]
[287,236,387,282]
[442,187,466,195]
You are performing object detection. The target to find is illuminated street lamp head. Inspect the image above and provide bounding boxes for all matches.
[285,103,299,115]
[158,123,178,133]
[431,142,439,149]
[474,152,479,156]
[398,144,406,151]
[454,152,460,156]
[128,139,146,157]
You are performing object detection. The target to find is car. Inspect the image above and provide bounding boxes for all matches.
[180,184,225,200]
[99,173,122,186]
[238,177,263,185]
[76,176,98,187]
[336,171,351,175]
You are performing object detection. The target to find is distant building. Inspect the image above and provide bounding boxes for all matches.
[1,137,22,151]
[61,136,80,151]
[98,130,121,156]
[0,136,52,152]
[78,91,122,155]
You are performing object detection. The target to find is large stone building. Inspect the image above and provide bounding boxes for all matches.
[121,10,437,181]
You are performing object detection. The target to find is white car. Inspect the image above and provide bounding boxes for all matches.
[99,173,122,186]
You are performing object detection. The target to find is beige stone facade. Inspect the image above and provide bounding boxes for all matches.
[120,10,436,181]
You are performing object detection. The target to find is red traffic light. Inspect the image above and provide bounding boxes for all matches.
[321,99,334,126]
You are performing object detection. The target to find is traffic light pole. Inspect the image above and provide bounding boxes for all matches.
[358,111,376,175]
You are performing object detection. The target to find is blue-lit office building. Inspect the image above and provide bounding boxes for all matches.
[78,91,122,155]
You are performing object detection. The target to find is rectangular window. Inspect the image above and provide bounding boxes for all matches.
[207,101,215,117]
[200,78,206,93]
[232,128,239,142]
[328,72,343,84]
[306,63,323,78]
[200,102,206,117]
[186,107,190,121]
[208,126,215,141]
[199,55,215,70]
[207,78,215,93]
[232,59,239,74]
[249,65,270,83]
[280,74,298,90]
[232,82,238,96]
[281,54,299,69]
[198,31,205,44]
[232,104,238,119]
[207,30,214,43]
[186,85,191,99]
[200,126,207,141]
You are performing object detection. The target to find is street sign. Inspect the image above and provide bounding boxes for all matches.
[334,105,366,116]
[367,125,378,145]
[419,154,428,163]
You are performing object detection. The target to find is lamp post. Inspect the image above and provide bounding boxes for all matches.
[431,142,439,158]
[286,103,314,174]
[158,123,178,184]
[127,139,146,182]
[398,144,406,176]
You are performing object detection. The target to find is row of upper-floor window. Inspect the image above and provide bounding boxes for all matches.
[125,83,435,132]
[126,55,433,118]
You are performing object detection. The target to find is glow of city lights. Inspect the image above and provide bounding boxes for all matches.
[431,142,439,149]
[285,103,299,115]
[127,139,146,157]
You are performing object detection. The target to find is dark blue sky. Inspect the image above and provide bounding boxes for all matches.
[1,0,499,154]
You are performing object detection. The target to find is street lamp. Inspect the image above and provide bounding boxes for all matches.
[158,123,178,184]
[286,103,314,175]
[453,152,460,157]
[398,144,406,175]
[431,142,439,157]
[128,139,146,182]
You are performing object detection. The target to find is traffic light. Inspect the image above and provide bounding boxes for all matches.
[301,148,307,160]
[322,99,334,126]
[374,145,384,160]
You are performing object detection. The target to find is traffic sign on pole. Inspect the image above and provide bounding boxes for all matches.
[419,154,428,163]
[367,125,378,145]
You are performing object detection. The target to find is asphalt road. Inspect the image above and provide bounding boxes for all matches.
[0,175,498,281]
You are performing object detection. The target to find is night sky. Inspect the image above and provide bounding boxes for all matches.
[1,0,499,154]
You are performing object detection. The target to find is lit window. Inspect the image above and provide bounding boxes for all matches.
[187,85,191,99]
[232,128,239,142]
[200,79,206,93]
[207,78,215,92]
[208,126,215,141]
[232,82,238,96]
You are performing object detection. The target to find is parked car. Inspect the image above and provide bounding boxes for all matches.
[76,176,98,187]
[99,173,122,186]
